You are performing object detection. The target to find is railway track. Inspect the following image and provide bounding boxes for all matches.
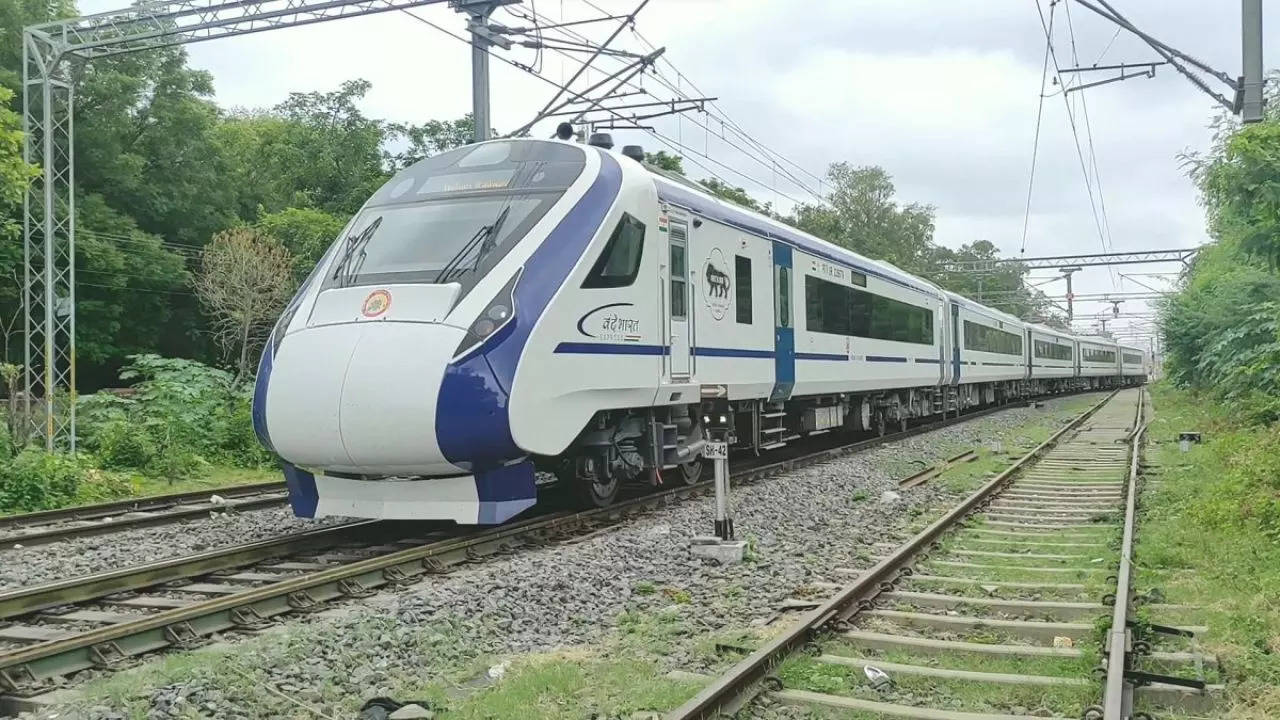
[669,387,1220,720]
[0,394,1091,713]
[0,482,289,548]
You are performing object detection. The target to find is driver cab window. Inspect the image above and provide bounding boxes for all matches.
[582,213,646,288]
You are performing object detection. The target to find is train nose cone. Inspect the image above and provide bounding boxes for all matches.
[265,322,468,476]
[338,322,467,474]
[264,324,361,470]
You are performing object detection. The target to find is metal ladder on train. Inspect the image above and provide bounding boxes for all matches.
[932,386,960,417]
[759,400,793,450]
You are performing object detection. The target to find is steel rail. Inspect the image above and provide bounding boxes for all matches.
[1102,388,1148,718]
[0,396,1048,624]
[0,520,390,620]
[0,481,285,532]
[0,393,1104,698]
[665,389,1121,720]
[0,495,290,548]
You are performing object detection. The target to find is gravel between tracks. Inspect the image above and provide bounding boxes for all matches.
[0,508,350,591]
[31,394,1105,720]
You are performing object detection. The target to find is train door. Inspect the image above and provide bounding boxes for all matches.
[1025,329,1033,379]
[950,302,961,385]
[770,242,794,401]
[665,219,692,380]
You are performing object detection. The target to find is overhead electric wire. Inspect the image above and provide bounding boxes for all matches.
[397,7,792,205]
[1020,23,1054,255]
[1062,0,1119,290]
[1034,0,1112,265]
[540,0,828,200]
[573,0,828,191]
[500,2,825,203]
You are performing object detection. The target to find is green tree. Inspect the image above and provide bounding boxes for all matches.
[257,206,346,281]
[265,79,390,215]
[1161,77,1280,422]
[0,85,38,364]
[391,114,474,169]
[698,177,776,216]
[644,150,684,174]
[0,0,77,93]
[792,163,936,273]
[925,241,1050,322]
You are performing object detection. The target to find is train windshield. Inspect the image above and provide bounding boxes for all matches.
[322,140,587,294]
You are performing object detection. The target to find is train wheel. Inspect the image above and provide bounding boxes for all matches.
[899,415,909,433]
[560,458,620,508]
[676,459,706,485]
[582,472,620,508]
[874,410,887,437]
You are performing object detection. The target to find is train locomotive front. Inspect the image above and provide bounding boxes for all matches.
[253,139,650,524]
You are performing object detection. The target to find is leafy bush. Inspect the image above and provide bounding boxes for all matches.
[1164,95,1280,424]
[78,354,272,477]
[0,420,12,462]
[0,449,86,513]
[94,420,157,470]
[0,449,136,513]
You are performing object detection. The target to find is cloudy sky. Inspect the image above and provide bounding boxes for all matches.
[78,0,1279,344]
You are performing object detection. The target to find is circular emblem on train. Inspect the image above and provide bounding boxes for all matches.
[361,289,392,318]
[702,248,732,321]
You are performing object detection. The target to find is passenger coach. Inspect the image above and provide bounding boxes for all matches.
[253,135,1147,524]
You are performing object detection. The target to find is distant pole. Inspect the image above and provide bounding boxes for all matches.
[1060,267,1081,323]
[1242,0,1265,123]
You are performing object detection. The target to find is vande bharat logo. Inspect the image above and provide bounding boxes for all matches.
[577,302,642,342]
[703,247,731,321]
[361,289,392,318]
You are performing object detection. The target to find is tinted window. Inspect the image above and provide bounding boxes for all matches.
[775,265,792,328]
[669,224,688,319]
[583,213,645,288]
[1123,352,1143,365]
[805,275,932,345]
[963,320,1023,356]
[735,255,752,324]
[323,140,586,297]
[1083,347,1117,363]
[1035,340,1073,361]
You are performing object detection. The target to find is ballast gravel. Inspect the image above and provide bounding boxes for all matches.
[0,507,350,591]
[29,394,1104,720]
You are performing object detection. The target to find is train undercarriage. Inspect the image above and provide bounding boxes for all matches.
[545,375,1144,508]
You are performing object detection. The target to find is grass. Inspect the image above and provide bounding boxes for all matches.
[775,653,1097,716]
[823,641,1098,678]
[0,464,278,518]
[439,652,702,720]
[133,465,278,496]
[1125,384,1280,718]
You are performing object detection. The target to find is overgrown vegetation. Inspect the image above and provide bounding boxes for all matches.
[1,354,271,513]
[1138,385,1280,718]
[1163,76,1280,424]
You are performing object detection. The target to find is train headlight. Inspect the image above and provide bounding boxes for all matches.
[453,270,521,360]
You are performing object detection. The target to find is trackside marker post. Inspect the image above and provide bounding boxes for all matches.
[691,390,745,564]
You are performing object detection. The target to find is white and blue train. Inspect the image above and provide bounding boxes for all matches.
[251,136,1147,525]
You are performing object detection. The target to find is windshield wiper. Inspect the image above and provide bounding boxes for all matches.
[435,206,511,284]
[330,216,383,287]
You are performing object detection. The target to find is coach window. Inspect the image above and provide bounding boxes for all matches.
[735,255,753,324]
[670,241,688,319]
[582,213,646,289]
[775,265,792,328]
